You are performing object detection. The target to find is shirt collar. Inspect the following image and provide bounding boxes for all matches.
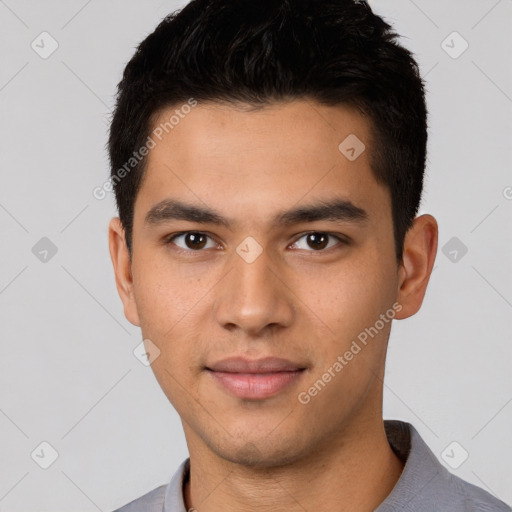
[375,420,444,511]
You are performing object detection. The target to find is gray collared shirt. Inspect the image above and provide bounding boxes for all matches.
[114,420,510,511]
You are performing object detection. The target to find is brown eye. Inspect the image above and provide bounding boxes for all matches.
[290,232,346,252]
[168,232,216,251]
[306,232,329,250]
[184,233,207,250]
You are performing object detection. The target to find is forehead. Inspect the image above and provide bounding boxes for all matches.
[134,99,388,226]
[149,99,372,164]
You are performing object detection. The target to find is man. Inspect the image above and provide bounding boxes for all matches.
[107,0,510,510]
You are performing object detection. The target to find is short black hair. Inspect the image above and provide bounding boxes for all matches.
[108,0,427,261]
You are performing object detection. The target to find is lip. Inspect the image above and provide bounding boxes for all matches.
[205,357,307,400]
[207,356,305,373]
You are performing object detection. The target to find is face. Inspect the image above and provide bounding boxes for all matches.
[109,99,437,467]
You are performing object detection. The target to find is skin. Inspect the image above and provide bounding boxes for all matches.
[109,99,438,511]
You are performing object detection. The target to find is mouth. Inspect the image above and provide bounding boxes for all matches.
[205,357,307,400]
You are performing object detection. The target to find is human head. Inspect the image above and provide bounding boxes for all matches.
[107,0,437,472]
[108,0,427,261]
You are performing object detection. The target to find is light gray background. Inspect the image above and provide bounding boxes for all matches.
[0,0,511,510]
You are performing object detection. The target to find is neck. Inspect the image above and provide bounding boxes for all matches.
[183,418,404,512]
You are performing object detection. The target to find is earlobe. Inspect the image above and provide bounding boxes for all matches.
[395,214,438,320]
[108,217,141,327]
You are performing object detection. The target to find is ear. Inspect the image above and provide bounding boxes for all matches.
[108,217,140,327]
[395,214,438,320]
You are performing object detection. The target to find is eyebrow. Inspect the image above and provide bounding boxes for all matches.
[144,198,368,229]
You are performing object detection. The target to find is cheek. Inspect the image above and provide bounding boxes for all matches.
[131,253,215,374]
[131,251,212,336]
[133,269,210,407]
[296,258,394,341]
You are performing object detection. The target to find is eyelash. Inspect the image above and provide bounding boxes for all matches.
[164,231,349,254]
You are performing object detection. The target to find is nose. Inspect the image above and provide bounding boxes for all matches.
[213,247,295,337]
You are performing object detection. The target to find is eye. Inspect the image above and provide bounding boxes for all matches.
[167,232,218,251]
[290,232,345,251]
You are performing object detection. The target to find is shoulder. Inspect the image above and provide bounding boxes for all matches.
[112,458,190,512]
[112,484,167,512]
[444,471,510,511]
[380,421,510,512]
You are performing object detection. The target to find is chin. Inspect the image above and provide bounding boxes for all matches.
[209,433,309,469]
